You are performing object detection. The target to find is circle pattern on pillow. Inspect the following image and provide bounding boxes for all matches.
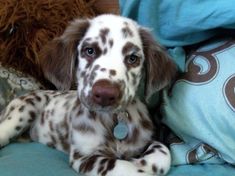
[162,38,235,166]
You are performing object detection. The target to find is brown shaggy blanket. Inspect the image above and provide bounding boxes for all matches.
[0,0,96,88]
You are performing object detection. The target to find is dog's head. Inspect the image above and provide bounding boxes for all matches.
[40,14,176,111]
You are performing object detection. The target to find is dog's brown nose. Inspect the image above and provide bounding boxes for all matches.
[92,80,120,107]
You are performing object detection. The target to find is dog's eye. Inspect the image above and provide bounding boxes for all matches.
[85,47,95,57]
[126,54,139,65]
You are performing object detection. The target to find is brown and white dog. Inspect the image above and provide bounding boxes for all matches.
[0,15,176,176]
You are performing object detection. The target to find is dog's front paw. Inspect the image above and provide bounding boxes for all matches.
[133,142,171,175]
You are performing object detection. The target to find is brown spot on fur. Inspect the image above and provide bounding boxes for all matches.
[160,168,164,174]
[140,159,147,166]
[19,105,25,112]
[153,144,163,149]
[109,39,113,48]
[61,139,70,152]
[126,127,139,144]
[50,134,57,144]
[122,42,139,56]
[100,68,106,72]
[138,110,153,129]
[152,164,158,173]
[56,118,69,152]
[79,155,100,173]
[73,151,82,160]
[9,106,15,112]
[44,95,50,104]
[89,65,100,86]
[122,26,133,38]
[103,48,107,55]
[15,126,21,131]
[131,72,138,85]
[100,158,108,166]
[25,98,35,106]
[98,165,105,174]
[49,121,54,131]
[29,111,36,120]
[159,149,168,155]
[72,99,81,111]
[140,118,153,130]
[28,119,34,123]
[89,111,96,120]
[73,123,95,133]
[109,70,116,76]
[97,157,116,175]
[35,95,41,102]
[143,148,155,156]
[99,28,109,44]
[138,169,144,173]
[80,71,86,77]
[61,117,69,131]
[101,159,116,175]
[41,112,45,125]
[77,107,84,116]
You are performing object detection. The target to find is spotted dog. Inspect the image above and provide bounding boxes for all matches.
[0,15,176,176]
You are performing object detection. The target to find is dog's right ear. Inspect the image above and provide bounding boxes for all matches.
[39,19,90,90]
[139,28,177,101]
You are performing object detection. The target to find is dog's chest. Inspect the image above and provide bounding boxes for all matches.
[31,92,152,158]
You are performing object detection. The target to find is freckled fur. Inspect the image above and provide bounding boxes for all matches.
[0,14,176,176]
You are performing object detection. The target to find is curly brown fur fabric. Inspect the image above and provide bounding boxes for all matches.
[0,0,96,88]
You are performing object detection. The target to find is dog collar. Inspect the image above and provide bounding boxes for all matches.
[113,111,129,140]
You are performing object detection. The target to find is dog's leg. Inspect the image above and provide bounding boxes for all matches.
[0,92,48,147]
[69,149,152,176]
[132,141,171,175]
[69,128,150,176]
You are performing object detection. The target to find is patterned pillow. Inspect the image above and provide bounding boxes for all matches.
[162,37,235,165]
[0,63,44,111]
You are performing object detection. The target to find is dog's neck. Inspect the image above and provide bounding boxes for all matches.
[80,104,131,140]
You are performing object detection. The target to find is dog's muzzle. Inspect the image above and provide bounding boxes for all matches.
[92,79,121,107]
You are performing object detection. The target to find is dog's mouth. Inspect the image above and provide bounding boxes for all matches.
[80,93,124,113]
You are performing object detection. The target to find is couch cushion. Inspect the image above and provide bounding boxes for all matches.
[162,37,235,165]
[0,142,79,176]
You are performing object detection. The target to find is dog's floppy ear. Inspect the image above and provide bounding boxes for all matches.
[39,19,90,90]
[139,28,177,100]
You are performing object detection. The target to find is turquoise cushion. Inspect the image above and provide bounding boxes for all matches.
[119,0,235,72]
[0,142,79,176]
[1,142,235,176]
[119,0,235,47]
[162,38,235,165]
[168,164,235,176]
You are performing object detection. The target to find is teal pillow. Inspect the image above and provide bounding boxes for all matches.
[162,37,235,165]
[0,142,79,176]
